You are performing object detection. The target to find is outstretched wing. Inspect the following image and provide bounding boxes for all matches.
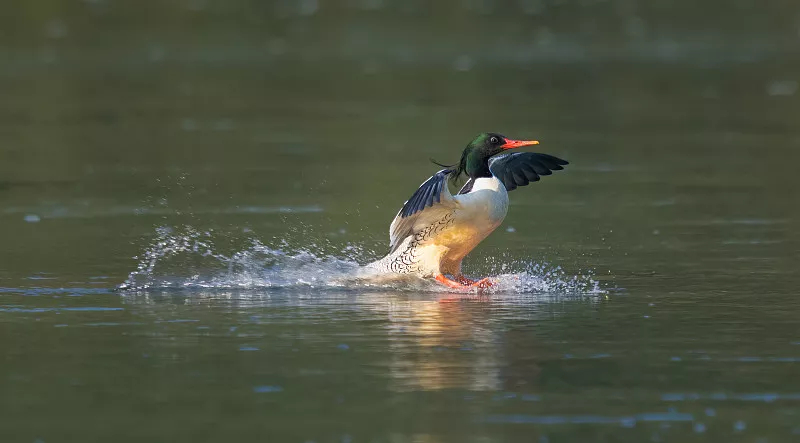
[388,169,458,253]
[488,152,569,191]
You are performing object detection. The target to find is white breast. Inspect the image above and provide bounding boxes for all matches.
[454,177,509,227]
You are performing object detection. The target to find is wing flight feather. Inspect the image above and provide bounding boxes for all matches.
[488,152,568,192]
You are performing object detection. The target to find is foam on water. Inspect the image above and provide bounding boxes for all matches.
[118,226,603,295]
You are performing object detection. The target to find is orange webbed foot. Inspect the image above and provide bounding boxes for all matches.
[469,277,493,288]
[436,274,494,290]
[436,274,493,302]
[456,275,476,285]
[456,275,493,288]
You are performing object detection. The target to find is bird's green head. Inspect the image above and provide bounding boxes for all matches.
[452,132,539,182]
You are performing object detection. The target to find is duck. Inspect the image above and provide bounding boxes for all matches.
[367,132,569,289]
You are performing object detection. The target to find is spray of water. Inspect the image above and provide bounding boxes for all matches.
[118,225,603,295]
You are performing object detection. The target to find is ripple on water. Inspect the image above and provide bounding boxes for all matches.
[253,386,283,393]
[481,412,694,425]
[661,392,800,402]
[0,306,123,313]
[0,287,112,297]
[4,204,323,219]
[673,218,790,227]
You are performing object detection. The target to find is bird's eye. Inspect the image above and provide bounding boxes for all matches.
[490,136,499,144]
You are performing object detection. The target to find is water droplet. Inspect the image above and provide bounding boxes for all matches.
[702,86,720,99]
[187,0,208,11]
[181,118,198,132]
[45,20,68,39]
[362,60,380,75]
[360,0,384,10]
[519,0,545,15]
[267,38,287,56]
[767,80,798,97]
[298,0,318,16]
[453,55,474,72]
[212,119,234,131]
[625,16,646,38]
[253,385,283,393]
[693,423,706,433]
[734,420,746,432]
[39,48,58,64]
[535,27,554,47]
[506,226,516,233]
[148,45,166,62]
[465,0,493,14]
[337,343,350,351]
[24,214,41,223]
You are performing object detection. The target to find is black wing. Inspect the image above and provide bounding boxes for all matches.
[457,178,475,195]
[398,169,451,218]
[488,152,569,192]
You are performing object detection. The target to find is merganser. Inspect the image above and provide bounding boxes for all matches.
[367,132,568,289]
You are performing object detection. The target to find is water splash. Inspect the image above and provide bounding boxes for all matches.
[477,253,603,294]
[118,226,603,295]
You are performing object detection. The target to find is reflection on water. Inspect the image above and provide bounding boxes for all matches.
[379,295,504,392]
[116,289,590,396]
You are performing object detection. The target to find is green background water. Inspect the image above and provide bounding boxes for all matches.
[2,1,799,442]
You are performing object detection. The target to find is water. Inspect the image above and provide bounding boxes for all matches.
[2,1,800,442]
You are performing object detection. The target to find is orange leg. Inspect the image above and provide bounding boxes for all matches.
[435,274,465,289]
